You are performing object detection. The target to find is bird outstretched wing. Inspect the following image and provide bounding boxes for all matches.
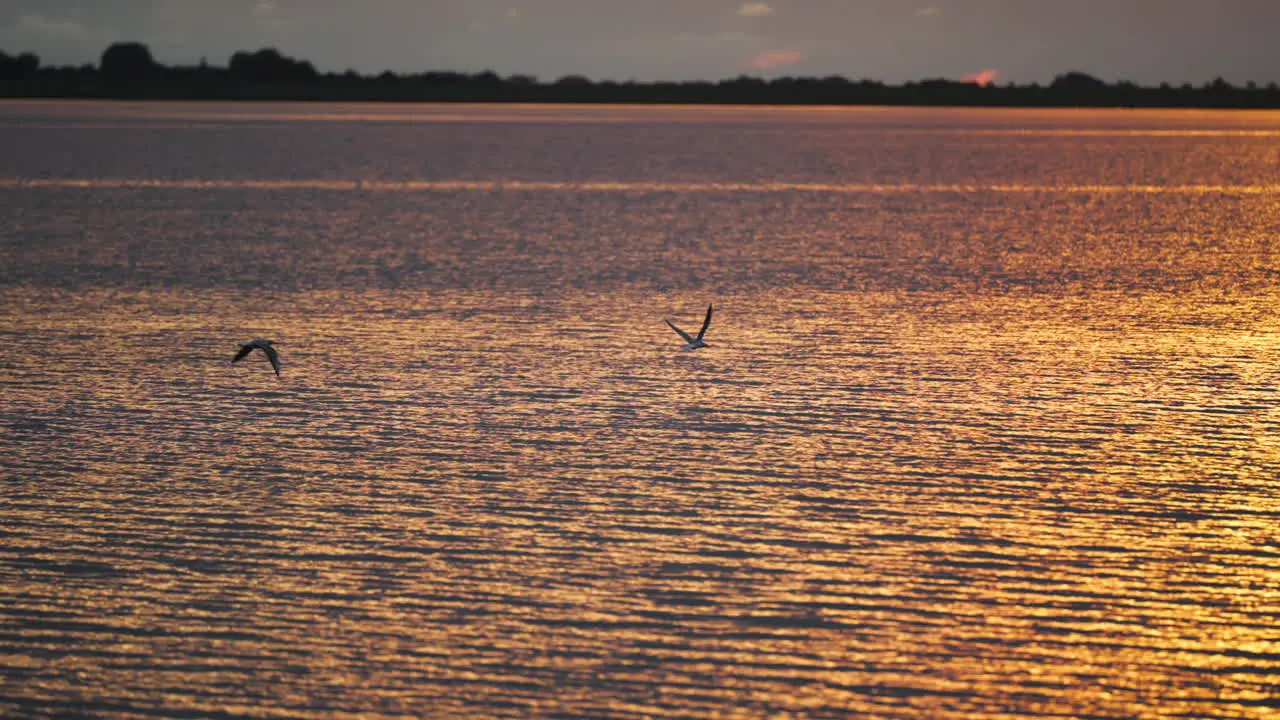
[696,304,713,340]
[262,344,281,377]
[665,319,694,344]
[231,344,254,364]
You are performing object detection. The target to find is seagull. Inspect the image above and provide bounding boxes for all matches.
[665,304,713,351]
[231,339,280,377]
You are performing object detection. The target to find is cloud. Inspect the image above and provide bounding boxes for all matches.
[747,49,801,70]
[674,31,800,75]
[13,13,93,38]
[962,68,1000,86]
[737,3,774,17]
[251,0,288,28]
[0,12,119,58]
[914,7,940,18]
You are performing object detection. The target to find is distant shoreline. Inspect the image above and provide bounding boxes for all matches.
[6,84,1280,110]
[4,43,1279,110]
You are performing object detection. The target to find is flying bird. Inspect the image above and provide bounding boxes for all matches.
[232,338,280,377]
[665,304,713,351]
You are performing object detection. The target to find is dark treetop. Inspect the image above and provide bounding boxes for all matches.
[3,42,1278,108]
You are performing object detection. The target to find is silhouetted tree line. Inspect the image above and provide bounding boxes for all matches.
[3,42,1279,108]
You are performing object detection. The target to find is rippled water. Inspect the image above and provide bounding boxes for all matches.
[4,101,1280,718]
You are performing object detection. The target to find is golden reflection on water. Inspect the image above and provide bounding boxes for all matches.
[5,104,1280,718]
[6,287,1280,718]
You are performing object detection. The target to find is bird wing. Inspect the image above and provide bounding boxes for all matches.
[231,344,254,364]
[696,304,713,340]
[665,319,694,344]
[263,344,281,377]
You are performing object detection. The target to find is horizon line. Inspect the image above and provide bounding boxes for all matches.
[4,178,1279,195]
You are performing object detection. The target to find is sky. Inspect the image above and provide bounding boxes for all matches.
[1,1,1277,86]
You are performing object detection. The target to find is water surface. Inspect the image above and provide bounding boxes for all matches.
[3,101,1280,718]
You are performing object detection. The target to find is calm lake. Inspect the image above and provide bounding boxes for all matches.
[3,101,1280,718]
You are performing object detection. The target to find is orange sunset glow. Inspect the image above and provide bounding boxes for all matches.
[963,68,1001,87]
[747,49,803,71]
